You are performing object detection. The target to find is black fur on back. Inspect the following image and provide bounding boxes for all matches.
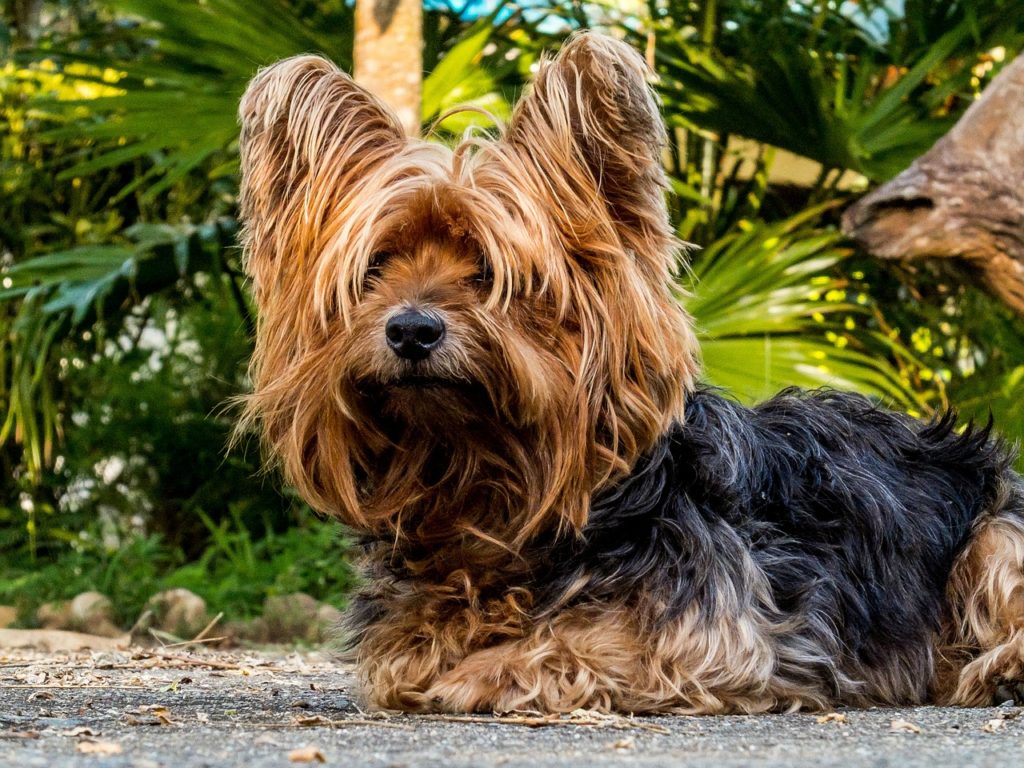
[532,387,1016,699]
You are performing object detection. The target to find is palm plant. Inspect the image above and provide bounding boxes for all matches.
[3,0,1022,582]
[45,0,354,196]
[651,0,1024,183]
[630,0,1024,415]
[685,209,925,407]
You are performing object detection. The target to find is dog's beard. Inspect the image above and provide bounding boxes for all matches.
[349,373,536,551]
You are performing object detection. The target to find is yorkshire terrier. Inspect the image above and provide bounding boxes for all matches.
[237,33,1024,713]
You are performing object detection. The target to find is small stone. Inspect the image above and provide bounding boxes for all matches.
[982,718,1006,733]
[91,650,130,668]
[227,595,342,644]
[38,592,121,637]
[816,712,847,724]
[76,740,123,755]
[36,600,71,630]
[316,603,343,630]
[70,592,121,637]
[144,589,208,638]
[0,605,17,628]
[262,593,321,643]
[889,718,922,734]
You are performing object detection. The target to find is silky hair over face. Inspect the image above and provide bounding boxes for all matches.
[237,34,699,548]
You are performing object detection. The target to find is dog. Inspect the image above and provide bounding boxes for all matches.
[236,32,1024,714]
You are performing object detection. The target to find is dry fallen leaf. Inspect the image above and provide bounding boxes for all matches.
[982,718,1006,733]
[288,746,326,763]
[142,705,174,725]
[124,704,174,727]
[2,730,40,740]
[890,719,922,734]
[816,712,847,724]
[76,740,123,755]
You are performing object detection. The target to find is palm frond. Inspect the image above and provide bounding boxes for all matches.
[0,220,239,482]
[686,210,927,407]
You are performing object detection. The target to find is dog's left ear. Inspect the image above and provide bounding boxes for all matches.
[506,32,671,259]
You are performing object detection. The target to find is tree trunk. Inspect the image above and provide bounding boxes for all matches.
[7,0,44,45]
[842,53,1024,314]
[353,0,422,137]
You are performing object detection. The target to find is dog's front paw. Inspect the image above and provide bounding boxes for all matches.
[424,653,526,713]
[953,634,1024,707]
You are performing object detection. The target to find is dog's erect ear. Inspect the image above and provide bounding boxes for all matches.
[506,33,671,261]
[238,55,405,299]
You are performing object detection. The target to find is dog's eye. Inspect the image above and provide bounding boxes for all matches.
[474,256,493,286]
[364,251,391,285]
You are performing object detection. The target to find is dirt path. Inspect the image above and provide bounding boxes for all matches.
[1,647,1021,767]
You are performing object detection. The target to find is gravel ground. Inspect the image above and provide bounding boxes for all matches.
[1,647,1022,768]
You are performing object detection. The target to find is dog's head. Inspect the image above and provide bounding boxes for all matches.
[238,33,698,544]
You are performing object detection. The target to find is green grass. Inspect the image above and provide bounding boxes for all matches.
[0,512,355,627]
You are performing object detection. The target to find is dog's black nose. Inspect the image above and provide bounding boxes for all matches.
[385,310,445,361]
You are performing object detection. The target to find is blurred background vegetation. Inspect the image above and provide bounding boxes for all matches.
[1,0,1022,629]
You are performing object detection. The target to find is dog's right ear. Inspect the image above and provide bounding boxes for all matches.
[238,55,405,302]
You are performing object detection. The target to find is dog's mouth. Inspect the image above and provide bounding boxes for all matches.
[369,375,490,428]
[356,373,490,416]
[390,374,467,390]
[353,368,522,435]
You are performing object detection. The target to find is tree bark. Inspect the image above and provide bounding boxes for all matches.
[353,0,422,137]
[7,0,44,45]
[842,53,1024,314]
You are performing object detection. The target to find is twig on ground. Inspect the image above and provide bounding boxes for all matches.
[242,715,412,731]
[126,651,275,672]
[419,712,670,734]
[160,636,228,649]
[189,613,225,644]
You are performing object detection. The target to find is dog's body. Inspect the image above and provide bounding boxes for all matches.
[238,33,1024,713]
[347,387,1024,712]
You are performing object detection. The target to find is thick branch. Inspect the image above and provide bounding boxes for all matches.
[843,53,1024,313]
[8,0,43,44]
